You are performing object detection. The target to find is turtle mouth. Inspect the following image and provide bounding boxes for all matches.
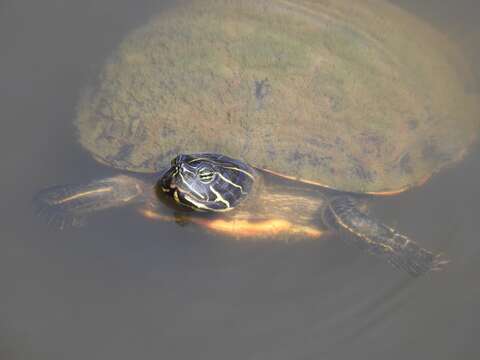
[158,165,179,192]
[167,176,178,189]
[157,165,203,203]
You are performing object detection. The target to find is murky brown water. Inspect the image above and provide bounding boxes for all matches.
[1,1,479,359]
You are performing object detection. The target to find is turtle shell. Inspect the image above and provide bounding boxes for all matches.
[76,0,479,193]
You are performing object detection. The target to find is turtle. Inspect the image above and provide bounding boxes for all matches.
[35,0,479,276]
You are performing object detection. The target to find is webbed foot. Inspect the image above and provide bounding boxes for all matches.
[324,196,445,276]
[34,175,145,229]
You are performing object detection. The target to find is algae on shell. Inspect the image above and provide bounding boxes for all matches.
[77,0,479,193]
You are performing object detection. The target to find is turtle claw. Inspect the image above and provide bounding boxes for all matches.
[430,254,450,271]
[35,200,86,230]
[33,185,87,230]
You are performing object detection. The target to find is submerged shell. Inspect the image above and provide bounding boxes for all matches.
[77,0,479,193]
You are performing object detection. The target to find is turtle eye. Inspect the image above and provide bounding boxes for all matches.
[198,168,215,184]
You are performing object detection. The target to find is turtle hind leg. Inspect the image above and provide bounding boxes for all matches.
[34,175,145,229]
[324,196,444,277]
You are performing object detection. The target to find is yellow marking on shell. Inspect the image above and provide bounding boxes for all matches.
[217,173,245,194]
[54,187,113,204]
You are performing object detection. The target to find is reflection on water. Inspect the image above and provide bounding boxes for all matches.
[0,1,479,359]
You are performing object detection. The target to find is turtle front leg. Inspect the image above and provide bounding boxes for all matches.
[323,196,446,276]
[35,175,148,228]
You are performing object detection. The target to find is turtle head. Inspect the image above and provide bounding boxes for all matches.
[158,153,256,212]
